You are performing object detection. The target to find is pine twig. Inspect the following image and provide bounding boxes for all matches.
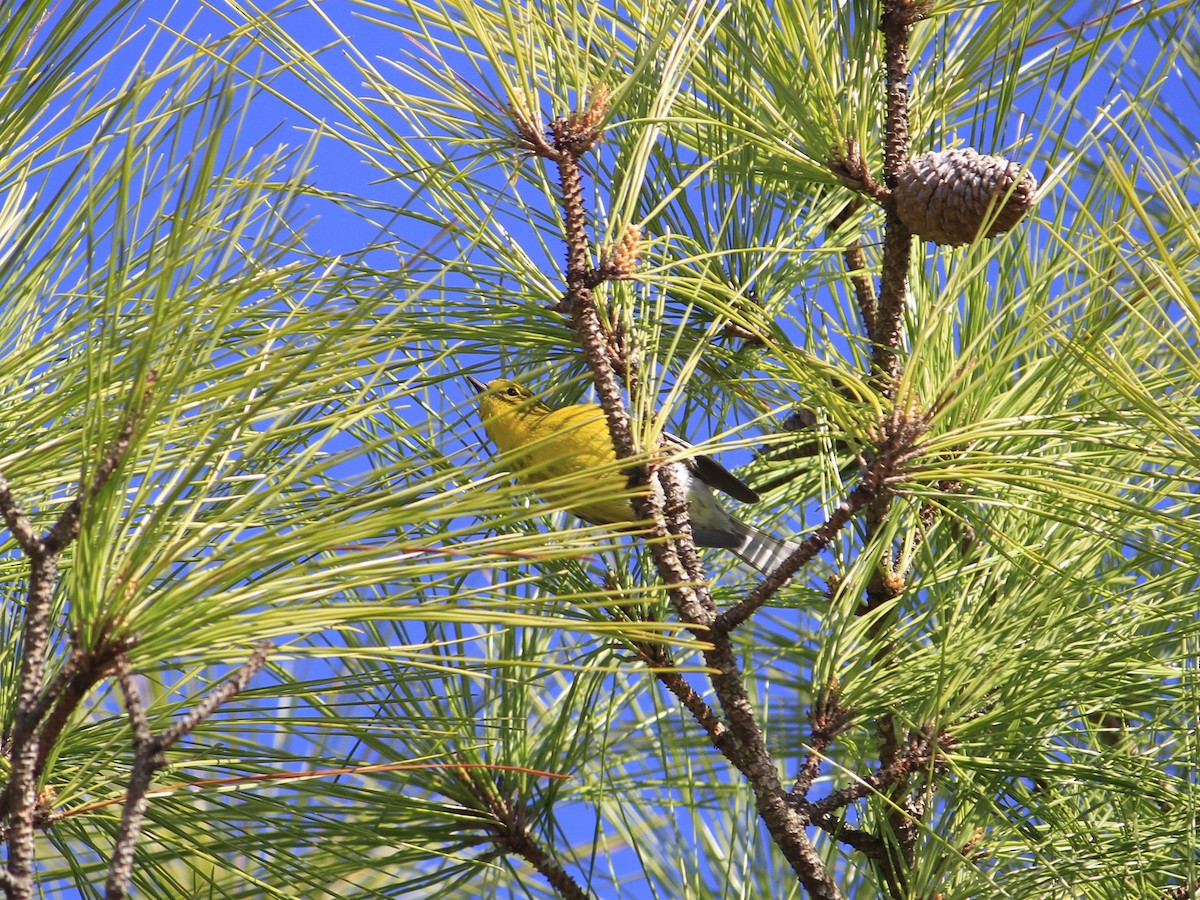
[105,645,270,900]
[3,377,156,900]
[627,635,739,757]
[793,682,853,799]
[463,767,592,900]
[803,730,950,820]
[828,197,877,339]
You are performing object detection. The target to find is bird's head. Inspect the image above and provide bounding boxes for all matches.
[466,376,550,425]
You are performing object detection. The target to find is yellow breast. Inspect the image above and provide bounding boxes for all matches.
[482,401,644,527]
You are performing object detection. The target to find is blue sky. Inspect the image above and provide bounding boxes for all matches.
[85,0,1197,264]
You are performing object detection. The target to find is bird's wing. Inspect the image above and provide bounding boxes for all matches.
[661,431,761,504]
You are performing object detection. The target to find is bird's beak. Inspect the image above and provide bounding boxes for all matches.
[465,375,488,395]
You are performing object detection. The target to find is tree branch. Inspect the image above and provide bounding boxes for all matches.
[872,1,925,386]
[713,480,878,634]
[829,198,877,338]
[465,766,592,900]
[3,377,156,900]
[627,635,739,757]
[801,730,948,820]
[809,810,887,857]
[849,4,929,886]
[718,399,929,633]
[105,645,270,900]
[4,552,62,900]
[106,656,157,900]
[519,93,843,898]
[0,478,41,556]
[793,682,853,799]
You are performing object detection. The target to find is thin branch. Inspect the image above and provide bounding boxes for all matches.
[106,657,156,900]
[829,198,877,338]
[466,769,592,900]
[116,657,154,748]
[627,637,739,757]
[20,649,83,734]
[718,400,930,633]
[714,479,878,634]
[105,645,271,900]
[0,477,41,556]
[31,636,137,788]
[799,729,951,820]
[46,371,157,556]
[156,643,271,751]
[607,581,737,751]
[809,810,887,857]
[493,822,592,900]
[646,460,718,625]
[794,682,853,799]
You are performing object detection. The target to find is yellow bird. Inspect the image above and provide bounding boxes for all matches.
[467,377,798,574]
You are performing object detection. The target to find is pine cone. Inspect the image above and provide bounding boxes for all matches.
[894,148,1038,246]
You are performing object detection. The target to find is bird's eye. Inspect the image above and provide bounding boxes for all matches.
[505,387,520,397]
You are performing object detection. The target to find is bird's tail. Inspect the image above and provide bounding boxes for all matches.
[734,525,801,575]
